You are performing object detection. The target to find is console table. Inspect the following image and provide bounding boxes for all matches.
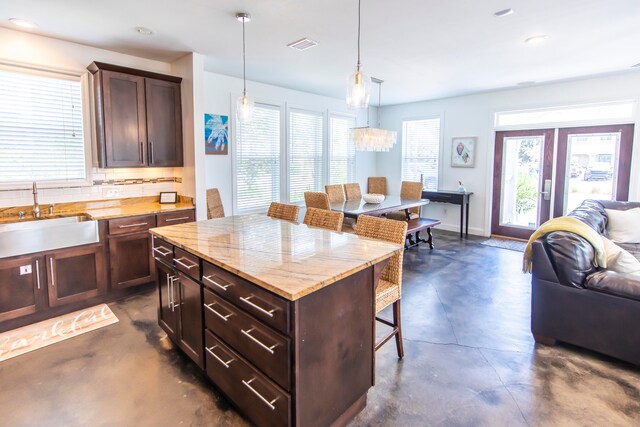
[421,190,473,239]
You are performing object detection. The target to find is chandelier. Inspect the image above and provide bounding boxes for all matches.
[351,78,397,152]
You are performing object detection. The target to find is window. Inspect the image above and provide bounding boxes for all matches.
[402,118,441,190]
[329,114,356,184]
[288,109,324,203]
[0,67,86,184]
[235,103,281,213]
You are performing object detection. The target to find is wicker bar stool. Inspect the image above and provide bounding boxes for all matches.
[324,184,345,204]
[343,183,362,200]
[367,177,387,195]
[355,215,407,358]
[206,188,225,219]
[387,180,423,220]
[267,202,300,222]
[304,191,331,210]
[303,207,344,232]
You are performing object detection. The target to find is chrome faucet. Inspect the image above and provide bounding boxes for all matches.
[32,181,41,219]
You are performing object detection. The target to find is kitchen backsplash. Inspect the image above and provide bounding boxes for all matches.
[0,167,182,208]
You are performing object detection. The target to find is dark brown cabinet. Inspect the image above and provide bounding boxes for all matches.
[46,244,107,308]
[0,255,46,322]
[157,260,177,337]
[107,214,156,289]
[88,62,183,168]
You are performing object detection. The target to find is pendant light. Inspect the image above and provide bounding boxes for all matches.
[351,78,397,151]
[346,0,371,109]
[236,12,254,123]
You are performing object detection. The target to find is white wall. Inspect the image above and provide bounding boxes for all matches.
[202,72,375,214]
[378,71,640,236]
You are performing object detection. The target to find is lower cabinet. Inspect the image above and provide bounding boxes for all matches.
[109,231,155,289]
[0,255,46,322]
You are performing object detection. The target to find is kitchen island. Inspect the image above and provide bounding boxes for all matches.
[149,214,401,427]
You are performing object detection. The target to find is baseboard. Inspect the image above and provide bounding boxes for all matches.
[427,222,486,237]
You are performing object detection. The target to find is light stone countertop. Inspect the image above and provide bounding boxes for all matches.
[83,201,195,220]
[150,214,402,301]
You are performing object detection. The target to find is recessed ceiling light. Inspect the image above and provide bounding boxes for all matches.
[287,38,319,51]
[525,35,549,44]
[494,8,514,17]
[236,12,251,23]
[9,18,36,29]
[134,26,154,35]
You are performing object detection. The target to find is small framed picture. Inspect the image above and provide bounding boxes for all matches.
[159,192,178,204]
[451,137,476,168]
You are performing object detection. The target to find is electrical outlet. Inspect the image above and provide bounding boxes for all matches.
[19,265,32,275]
[104,188,121,198]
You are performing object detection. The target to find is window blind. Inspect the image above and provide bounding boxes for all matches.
[402,118,441,190]
[329,115,356,184]
[0,69,86,183]
[288,109,324,203]
[236,104,281,212]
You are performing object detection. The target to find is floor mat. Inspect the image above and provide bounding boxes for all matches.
[480,238,527,252]
[0,304,118,362]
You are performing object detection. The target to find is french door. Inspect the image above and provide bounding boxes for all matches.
[553,124,634,217]
[491,129,555,240]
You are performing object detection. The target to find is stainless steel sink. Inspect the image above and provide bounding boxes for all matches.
[0,215,100,258]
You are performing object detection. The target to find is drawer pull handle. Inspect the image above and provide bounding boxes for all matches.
[153,246,172,256]
[165,216,190,222]
[174,257,198,270]
[241,328,277,354]
[242,378,278,410]
[118,222,148,228]
[239,296,275,318]
[205,345,235,368]
[203,275,230,291]
[204,303,233,321]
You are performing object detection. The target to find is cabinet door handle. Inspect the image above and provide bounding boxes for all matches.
[49,257,55,288]
[148,141,154,165]
[119,222,148,229]
[204,302,233,321]
[139,141,144,163]
[165,216,189,222]
[35,259,41,290]
[205,345,235,368]
[203,275,230,291]
[239,296,275,318]
[174,257,198,270]
[169,275,177,311]
[241,328,277,354]
[153,246,172,256]
[242,378,278,410]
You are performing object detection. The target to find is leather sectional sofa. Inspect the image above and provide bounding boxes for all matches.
[531,199,640,365]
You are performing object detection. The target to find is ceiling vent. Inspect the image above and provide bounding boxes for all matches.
[287,38,318,51]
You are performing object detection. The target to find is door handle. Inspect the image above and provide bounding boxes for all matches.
[540,179,552,201]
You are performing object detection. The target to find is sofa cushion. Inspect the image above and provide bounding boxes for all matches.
[542,231,597,288]
[602,236,640,274]
[605,207,640,243]
[585,270,640,302]
[568,199,608,234]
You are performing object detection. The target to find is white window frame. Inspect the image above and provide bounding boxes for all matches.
[401,116,442,190]
[327,112,357,185]
[0,61,93,189]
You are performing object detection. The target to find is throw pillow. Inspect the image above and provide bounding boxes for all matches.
[605,208,640,243]
[602,236,640,274]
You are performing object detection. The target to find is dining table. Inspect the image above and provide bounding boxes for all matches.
[330,196,430,219]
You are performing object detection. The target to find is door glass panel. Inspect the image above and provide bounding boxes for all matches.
[564,132,620,214]
[500,136,543,229]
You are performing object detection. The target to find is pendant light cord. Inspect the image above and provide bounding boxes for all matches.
[356,0,361,69]
[242,17,247,96]
[377,81,382,127]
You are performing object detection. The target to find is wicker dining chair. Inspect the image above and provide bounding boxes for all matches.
[267,202,300,222]
[304,191,331,210]
[343,183,362,200]
[367,177,387,195]
[324,184,346,204]
[355,215,408,358]
[206,188,225,219]
[387,180,423,220]
[303,207,344,232]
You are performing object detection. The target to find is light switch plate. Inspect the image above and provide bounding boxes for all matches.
[20,265,32,275]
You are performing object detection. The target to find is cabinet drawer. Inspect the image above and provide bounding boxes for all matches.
[202,261,290,334]
[173,247,200,281]
[108,214,155,235]
[152,236,174,266]
[205,330,290,427]
[156,210,195,227]
[204,290,291,391]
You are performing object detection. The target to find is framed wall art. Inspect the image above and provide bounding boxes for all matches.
[451,137,476,168]
[205,113,229,155]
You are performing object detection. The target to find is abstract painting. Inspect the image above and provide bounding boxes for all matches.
[205,114,229,155]
[451,137,476,167]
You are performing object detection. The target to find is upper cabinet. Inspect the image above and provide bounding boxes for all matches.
[88,62,183,168]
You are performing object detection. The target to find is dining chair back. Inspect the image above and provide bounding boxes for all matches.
[267,202,299,222]
[400,181,423,217]
[303,207,344,232]
[343,183,362,200]
[367,177,387,195]
[355,215,407,358]
[206,188,225,219]
[324,184,346,204]
[304,191,331,210]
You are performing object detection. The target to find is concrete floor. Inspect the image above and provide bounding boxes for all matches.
[1,230,639,426]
